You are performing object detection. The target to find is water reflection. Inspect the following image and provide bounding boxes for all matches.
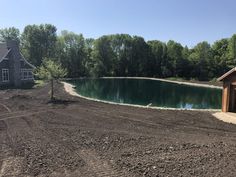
[68,78,222,109]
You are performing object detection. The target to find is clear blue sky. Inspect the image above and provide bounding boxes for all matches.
[0,0,235,47]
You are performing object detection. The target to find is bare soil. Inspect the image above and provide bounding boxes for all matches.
[0,82,236,177]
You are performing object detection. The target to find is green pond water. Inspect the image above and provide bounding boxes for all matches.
[68,78,222,109]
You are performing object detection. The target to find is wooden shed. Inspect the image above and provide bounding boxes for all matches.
[218,67,236,112]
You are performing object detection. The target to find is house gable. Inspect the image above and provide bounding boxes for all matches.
[0,41,35,87]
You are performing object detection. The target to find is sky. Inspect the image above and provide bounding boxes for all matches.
[0,0,235,47]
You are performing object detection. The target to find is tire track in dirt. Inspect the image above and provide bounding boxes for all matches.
[0,111,131,177]
[0,119,26,177]
[0,120,7,131]
[0,109,51,121]
[0,111,47,121]
[18,113,86,176]
[79,149,127,177]
[2,108,128,177]
[1,113,60,177]
[57,107,168,128]
[24,111,130,177]
[59,108,234,135]
[0,103,11,113]
[0,108,47,117]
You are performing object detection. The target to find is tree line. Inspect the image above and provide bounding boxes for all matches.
[0,24,236,81]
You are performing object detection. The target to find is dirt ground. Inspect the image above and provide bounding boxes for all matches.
[0,82,236,177]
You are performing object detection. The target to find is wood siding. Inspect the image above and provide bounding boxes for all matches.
[222,82,229,112]
[221,72,236,112]
[0,41,34,87]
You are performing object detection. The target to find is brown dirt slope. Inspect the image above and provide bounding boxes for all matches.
[0,82,236,177]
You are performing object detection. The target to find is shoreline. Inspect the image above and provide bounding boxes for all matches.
[63,81,236,125]
[64,77,222,89]
[62,81,221,112]
[101,77,222,89]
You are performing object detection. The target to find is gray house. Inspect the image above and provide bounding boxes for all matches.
[0,40,35,87]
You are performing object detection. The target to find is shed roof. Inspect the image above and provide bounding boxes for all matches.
[217,67,236,81]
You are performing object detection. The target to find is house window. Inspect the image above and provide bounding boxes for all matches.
[2,69,9,82]
[21,69,33,80]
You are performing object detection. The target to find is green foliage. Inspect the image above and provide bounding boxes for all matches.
[130,36,150,76]
[188,41,213,80]
[166,40,184,77]
[33,80,45,88]
[227,34,236,67]
[56,30,87,77]
[212,38,229,75]
[109,34,132,76]
[35,58,67,100]
[3,24,236,81]
[21,24,57,66]
[35,58,67,80]
[54,32,236,80]
[90,35,116,76]
[0,27,20,42]
[147,40,166,77]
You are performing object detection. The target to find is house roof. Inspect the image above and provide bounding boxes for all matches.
[0,41,35,69]
[217,67,236,81]
[0,43,10,60]
[20,53,36,69]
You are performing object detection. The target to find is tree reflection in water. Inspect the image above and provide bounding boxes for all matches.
[68,78,221,109]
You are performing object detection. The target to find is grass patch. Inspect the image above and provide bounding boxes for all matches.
[33,80,45,88]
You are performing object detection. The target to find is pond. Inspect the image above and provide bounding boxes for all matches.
[68,78,222,109]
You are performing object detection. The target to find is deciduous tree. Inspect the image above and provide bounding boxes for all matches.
[21,24,57,66]
[0,27,20,42]
[35,58,67,100]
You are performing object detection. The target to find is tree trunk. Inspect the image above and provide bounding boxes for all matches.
[51,79,54,100]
